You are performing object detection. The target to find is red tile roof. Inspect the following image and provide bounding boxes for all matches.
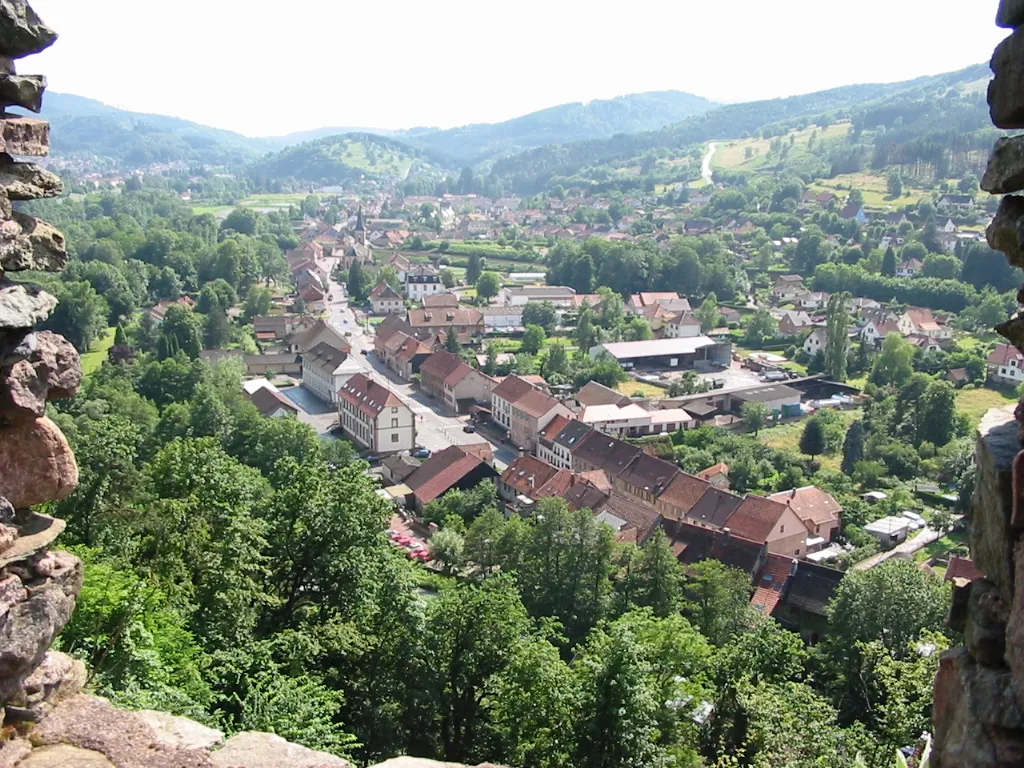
[989,343,1024,366]
[725,494,791,543]
[538,414,572,443]
[945,556,985,583]
[768,486,842,529]
[370,281,402,300]
[697,462,730,481]
[657,473,710,517]
[492,374,537,405]
[405,445,490,506]
[515,388,562,419]
[751,554,793,615]
[337,373,402,418]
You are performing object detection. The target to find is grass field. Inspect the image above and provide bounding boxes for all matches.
[761,409,860,471]
[616,380,667,398]
[808,172,934,208]
[711,124,851,172]
[80,327,115,375]
[957,387,1016,427]
[192,193,307,218]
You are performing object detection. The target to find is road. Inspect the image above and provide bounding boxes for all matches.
[701,143,717,184]
[318,255,518,467]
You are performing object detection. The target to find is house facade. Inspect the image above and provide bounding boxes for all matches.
[370,282,405,314]
[302,342,356,404]
[419,351,496,412]
[337,373,416,454]
[989,343,1024,386]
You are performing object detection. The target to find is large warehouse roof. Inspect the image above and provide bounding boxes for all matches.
[591,337,717,360]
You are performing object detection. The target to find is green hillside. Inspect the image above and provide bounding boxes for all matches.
[248,132,443,186]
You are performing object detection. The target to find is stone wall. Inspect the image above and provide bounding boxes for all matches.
[931,2,1024,766]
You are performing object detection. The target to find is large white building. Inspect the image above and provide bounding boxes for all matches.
[337,373,416,454]
[302,343,360,405]
[405,274,443,300]
[503,286,577,307]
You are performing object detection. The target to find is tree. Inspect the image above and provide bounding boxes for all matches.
[886,172,903,198]
[848,189,865,208]
[823,292,850,381]
[695,292,721,333]
[347,261,367,302]
[428,528,465,575]
[682,560,753,647]
[440,268,456,288]
[799,417,827,457]
[922,253,961,280]
[203,307,231,350]
[466,252,482,284]
[741,401,771,436]
[633,529,685,617]
[476,272,501,302]
[871,333,915,387]
[841,420,865,475]
[920,380,958,446]
[243,286,273,321]
[542,342,569,380]
[44,281,110,352]
[157,304,202,360]
[483,344,498,376]
[576,304,598,351]
[521,302,557,334]
[378,265,402,291]
[222,207,261,236]
[444,331,460,353]
[881,246,897,277]
[744,308,777,348]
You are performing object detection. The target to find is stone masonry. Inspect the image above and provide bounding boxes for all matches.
[931,2,1024,766]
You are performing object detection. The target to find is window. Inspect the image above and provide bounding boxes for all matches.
[780,525,784,533]
[391,433,399,443]
[392,407,398,413]
[795,549,801,556]
[391,418,399,428]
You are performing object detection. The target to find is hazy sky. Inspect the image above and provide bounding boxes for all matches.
[27,0,1007,138]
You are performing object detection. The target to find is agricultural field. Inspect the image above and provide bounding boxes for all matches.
[956,386,1016,427]
[807,171,935,209]
[80,327,116,375]
[711,123,851,172]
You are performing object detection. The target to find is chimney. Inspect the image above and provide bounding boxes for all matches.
[722,527,731,542]
[790,558,799,576]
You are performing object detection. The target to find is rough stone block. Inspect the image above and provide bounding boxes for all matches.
[0,73,43,112]
[0,116,47,156]
[135,710,224,751]
[17,744,115,767]
[211,732,351,768]
[987,194,1024,267]
[0,280,56,330]
[1000,0,1024,28]
[970,406,1019,603]
[0,0,56,59]
[0,213,65,273]
[0,160,61,199]
[0,330,81,419]
[13,650,86,721]
[0,417,78,508]
[931,647,1024,767]
[0,513,66,568]
[991,29,1024,129]
[0,550,81,704]
[966,578,1010,666]
[984,136,1024,194]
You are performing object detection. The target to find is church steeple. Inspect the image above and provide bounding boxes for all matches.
[355,205,366,246]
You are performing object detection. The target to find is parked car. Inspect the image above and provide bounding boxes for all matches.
[712,378,726,389]
[411,448,431,459]
[360,349,369,355]
[462,424,476,433]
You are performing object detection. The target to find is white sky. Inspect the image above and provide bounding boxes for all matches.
[26,0,1008,138]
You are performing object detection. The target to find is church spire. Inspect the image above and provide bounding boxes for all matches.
[355,205,366,246]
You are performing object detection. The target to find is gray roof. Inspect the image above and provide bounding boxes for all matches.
[730,384,802,404]
[505,286,576,297]
[554,419,593,451]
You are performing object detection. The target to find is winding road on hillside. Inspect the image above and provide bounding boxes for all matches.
[701,143,717,184]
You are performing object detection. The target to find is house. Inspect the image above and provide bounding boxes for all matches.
[947,367,971,388]
[579,403,654,437]
[938,194,974,211]
[422,292,459,309]
[481,306,525,332]
[574,381,632,409]
[839,204,868,225]
[696,462,731,489]
[498,454,572,505]
[863,516,911,549]
[419,350,496,412]
[771,560,845,642]
[252,315,296,343]
[627,292,691,315]
[768,486,842,544]
[384,252,414,281]
[594,490,663,544]
[570,430,643,475]
[772,275,805,302]
[726,494,810,557]
[369,282,405,315]
[503,286,577,308]
[898,308,949,339]
[659,518,767,578]
[729,384,802,415]
[750,553,794,616]
[246,384,300,419]
[381,454,420,484]
[895,258,923,278]
[613,452,679,505]
[298,284,326,312]
[803,328,827,358]
[406,308,485,340]
[939,218,959,234]
[665,312,702,338]
[243,353,301,377]
[796,292,830,311]
[384,333,434,380]
[655,472,711,521]
[403,444,499,512]
[507,386,573,451]
[405,273,443,300]
[858,312,900,347]
[302,342,358,405]
[879,212,910,228]
[684,486,743,530]
[336,373,416,455]
[778,310,814,336]
[988,343,1024,386]
[539,417,592,470]
[148,296,196,323]
[292,320,351,355]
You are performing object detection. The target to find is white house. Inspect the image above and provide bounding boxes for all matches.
[369,282,405,314]
[665,312,702,338]
[481,306,524,331]
[988,343,1024,386]
[302,342,359,405]
[405,274,443,300]
[337,373,416,454]
[796,292,830,311]
[803,328,827,358]
[898,308,949,339]
[895,258,923,279]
